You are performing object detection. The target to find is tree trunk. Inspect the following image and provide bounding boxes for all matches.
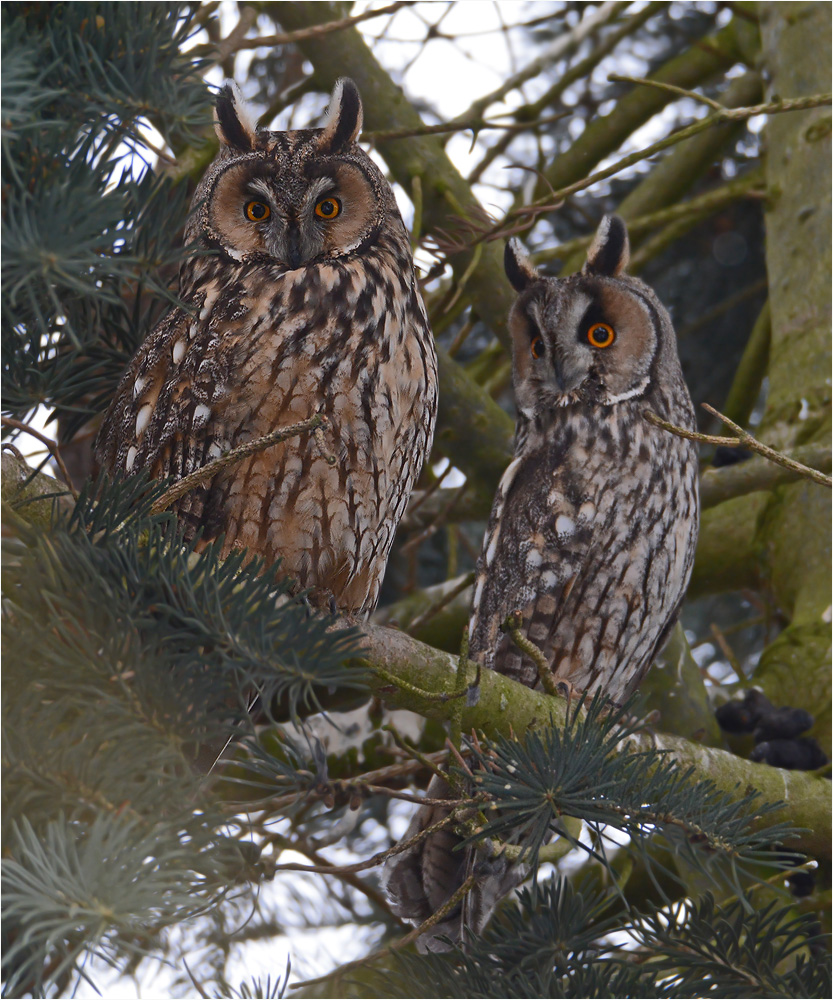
[755,1,832,751]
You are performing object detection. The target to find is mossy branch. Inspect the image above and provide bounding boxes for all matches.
[700,442,831,508]
[5,457,828,857]
[355,622,831,858]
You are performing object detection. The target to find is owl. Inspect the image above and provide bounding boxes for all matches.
[96,79,437,615]
[384,215,699,950]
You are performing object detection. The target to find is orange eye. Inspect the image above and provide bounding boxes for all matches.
[315,197,341,219]
[530,336,545,359]
[245,201,270,222]
[587,322,615,348]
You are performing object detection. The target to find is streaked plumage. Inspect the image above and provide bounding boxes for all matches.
[384,215,699,950]
[96,79,437,614]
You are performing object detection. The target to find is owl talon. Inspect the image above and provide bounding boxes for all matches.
[502,613,559,698]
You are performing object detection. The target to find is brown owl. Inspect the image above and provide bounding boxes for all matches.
[96,79,438,615]
[384,215,699,950]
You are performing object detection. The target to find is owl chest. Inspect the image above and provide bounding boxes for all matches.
[536,409,693,526]
[212,297,429,461]
[495,411,697,621]
[192,288,434,607]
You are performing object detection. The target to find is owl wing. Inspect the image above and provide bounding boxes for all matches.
[468,451,596,690]
[96,306,234,532]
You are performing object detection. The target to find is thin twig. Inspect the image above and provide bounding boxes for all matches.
[1,416,77,495]
[404,459,455,520]
[228,751,453,813]
[408,571,475,634]
[710,623,743,679]
[480,93,832,245]
[532,166,766,266]
[468,1,666,184]
[272,804,476,877]
[149,414,325,514]
[453,1,628,125]
[645,406,832,489]
[448,315,476,358]
[402,482,468,552]
[198,4,258,65]
[199,1,414,56]
[364,110,569,143]
[608,72,726,111]
[271,834,407,925]
[384,725,454,784]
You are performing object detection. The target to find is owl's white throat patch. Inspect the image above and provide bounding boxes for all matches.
[601,374,651,405]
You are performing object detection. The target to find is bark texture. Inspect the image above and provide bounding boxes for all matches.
[755,1,831,750]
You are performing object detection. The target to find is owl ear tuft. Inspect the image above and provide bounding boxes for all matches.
[215,83,257,152]
[584,215,630,277]
[504,239,540,292]
[319,78,363,153]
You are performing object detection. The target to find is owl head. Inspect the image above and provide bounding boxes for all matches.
[505,216,683,417]
[185,78,401,268]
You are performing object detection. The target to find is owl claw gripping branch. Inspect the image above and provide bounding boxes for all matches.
[96,79,438,615]
[384,215,699,952]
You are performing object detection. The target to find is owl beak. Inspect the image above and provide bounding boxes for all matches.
[552,354,584,395]
[286,227,304,270]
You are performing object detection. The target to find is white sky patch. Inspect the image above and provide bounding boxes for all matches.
[432,455,467,488]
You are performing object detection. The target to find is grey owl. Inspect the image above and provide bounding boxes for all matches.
[384,215,699,950]
[96,79,438,615]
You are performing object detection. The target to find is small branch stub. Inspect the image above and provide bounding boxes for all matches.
[502,611,560,697]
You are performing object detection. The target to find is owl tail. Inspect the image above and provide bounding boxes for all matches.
[382,774,529,953]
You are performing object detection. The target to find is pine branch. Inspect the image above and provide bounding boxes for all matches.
[6,458,829,856]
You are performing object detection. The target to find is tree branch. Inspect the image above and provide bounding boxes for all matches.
[700,443,832,508]
[149,414,327,514]
[6,456,828,857]
[197,1,414,59]
[644,404,832,489]
[355,622,831,858]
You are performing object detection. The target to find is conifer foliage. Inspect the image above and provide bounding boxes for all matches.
[2,3,830,998]
[2,5,363,995]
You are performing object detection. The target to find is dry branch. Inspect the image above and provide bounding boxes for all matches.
[644,404,832,490]
[150,414,327,514]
